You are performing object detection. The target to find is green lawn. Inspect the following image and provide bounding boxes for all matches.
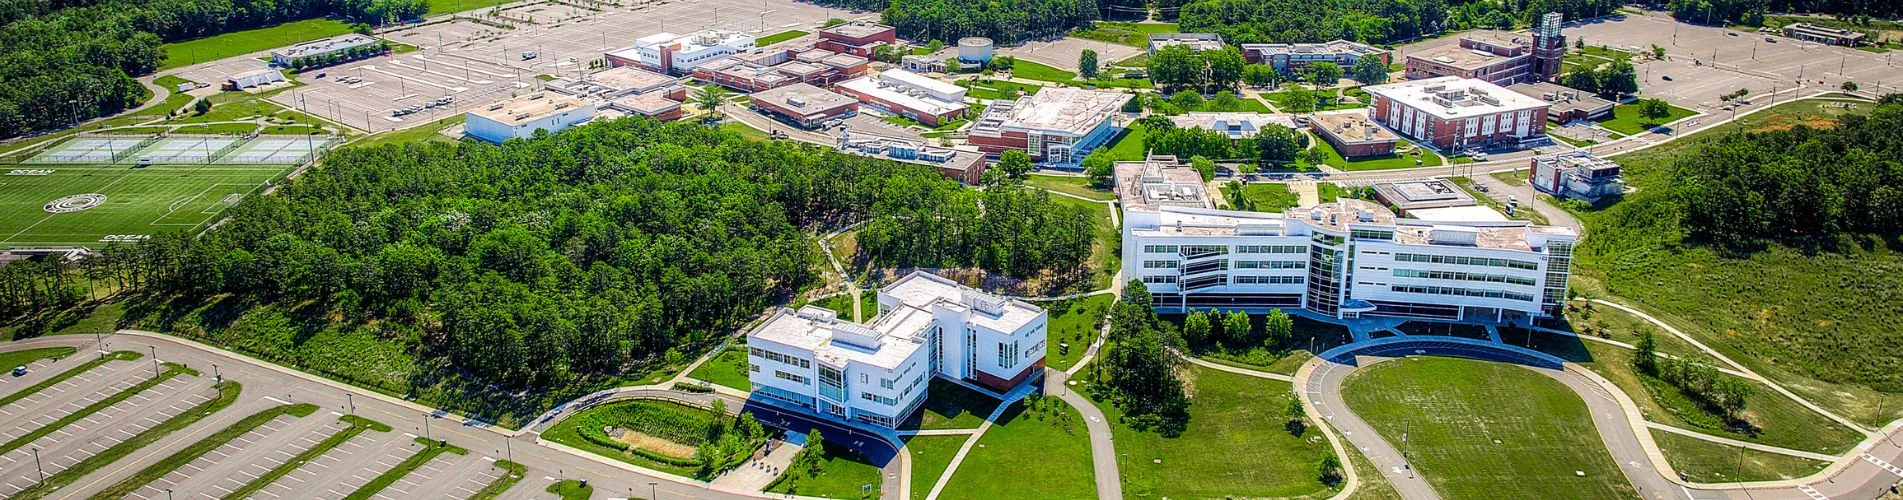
[1042,295,1113,371]
[1070,22,1180,47]
[1101,122,1148,161]
[903,379,1000,430]
[1312,137,1442,171]
[1008,59,1078,84]
[1340,357,1637,500]
[1025,174,1115,201]
[1096,365,1341,498]
[348,115,466,149]
[958,79,1044,101]
[1221,182,1300,212]
[1651,429,1829,483]
[1578,97,1903,427]
[939,397,1095,500]
[1595,102,1698,135]
[0,162,293,247]
[160,19,356,71]
[542,399,755,478]
[1488,170,1527,186]
[0,347,75,370]
[758,30,810,46]
[425,0,507,15]
[545,480,593,500]
[688,345,750,392]
[1266,86,1369,112]
[904,435,968,500]
[765,438,884,499]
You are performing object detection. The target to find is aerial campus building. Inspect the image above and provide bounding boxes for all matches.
[463,92,595,144]
[1364,76,1551,151]
[747,272,1048,428]
[967,87,1131,165]
[1403,13,1567,86]
[606,30,757,75]
[1240,40,1388,73]
[1116,157,1577,322]
[836,69,968,127]
[1529,152,1625,200]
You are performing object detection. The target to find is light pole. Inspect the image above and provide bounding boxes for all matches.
[649,481,658,500]
[423,412,431,440]
[33,447,45,485]
[149,345,159,376]
[93,330,104,359]
[347,393,355,414]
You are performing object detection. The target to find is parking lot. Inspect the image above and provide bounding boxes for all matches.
[0,358,218,497]
[1569,12,1903,107]
[132,413,348,499]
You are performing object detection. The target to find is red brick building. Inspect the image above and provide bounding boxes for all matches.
[815,21,896,57]
[1309,112,1400,157]
[1364,76,1550,151]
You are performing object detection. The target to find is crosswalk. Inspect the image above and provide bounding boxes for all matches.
[1862,453,1903,478]
[1797,484,1829,500]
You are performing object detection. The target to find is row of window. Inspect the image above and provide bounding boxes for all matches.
[775,370,809,385]
[1181,244,1228,255]
[1235,260,1306,270]
[1235,275,1304,284]
[1389,284,1536,302]
[1393,253,1539,270]
[1141,245,1178,254]
[1237,245,1305,254]
[1393,269,1537,286]
[752,347,811,369]
[998,340,1022,369]
[860,392,898,406]
[1142,275,1178,284]
[1142,260,1178,269]
[1350,229,1394,240]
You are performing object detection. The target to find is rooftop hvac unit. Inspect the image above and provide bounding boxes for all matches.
[529,93,545,100]
[488,103,504,111]
[553,102,569,109]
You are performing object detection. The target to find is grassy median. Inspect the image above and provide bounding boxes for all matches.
[0,350,140,409]
[15,381,246,499]
[0,346,75,370]
[223,414,391,500]
[469,459,528,500]
[343,436,469,500]
[92,401,318,499]
[0,360,192,457]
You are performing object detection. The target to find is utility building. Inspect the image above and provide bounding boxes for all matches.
[464,93,596,144]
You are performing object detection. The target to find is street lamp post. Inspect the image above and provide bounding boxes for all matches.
[33,447,45,485]
[347,393,355,414]
[149,346,159,376]
[649,481,658,500]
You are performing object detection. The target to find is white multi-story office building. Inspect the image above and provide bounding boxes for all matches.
[747,272,1047,428]
[605,30,757,75]
[1117,157,1577,322]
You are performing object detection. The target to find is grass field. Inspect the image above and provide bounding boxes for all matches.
[765,438,883,499]
[1069,21,1180,46]
[758,30,810,46]
[939,397,1095,500]
[1650,429,1829,483]
[545,480,593,500]
[904,435,967,500]
[902,379,1000,430]
[348,115,465,149]
[1042,295,1113,371]
[1340,357,1637,500]
[1025,174,1114,201]
[1008,59,1078,84]
[0,162,292,247]
[542,399,739,477]
[1595,101,1699,135]
[1221,182,1299,212]
[0,346,75,370]
[1096,365,1340,498]
[1266,86,1369,112]
[958,79,1044,101]
[1101,122,1149,161]
[160,19,356,71]
[1577,97,1903,427]
[688,345,750,391]
[1314,138,1442,171]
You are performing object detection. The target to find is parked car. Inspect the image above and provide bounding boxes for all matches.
[314,72,326,78]
[521,51,538,60]
[1765,37,1776,42]
[11,366,25,377]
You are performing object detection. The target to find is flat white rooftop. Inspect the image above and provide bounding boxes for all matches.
[469,93,589,125]
[751,306,926,370]
[839,73,966,115]
[1364,76,1549,120]
[994,87,1131,136]
[881,272,1042,335]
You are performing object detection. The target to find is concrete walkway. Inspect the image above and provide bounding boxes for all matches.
[1179,352,1294,382]
[713,441,805,491]
[923,378,1042,500]
[1045,369,1123,500]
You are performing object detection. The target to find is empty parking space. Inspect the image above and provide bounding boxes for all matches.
[0,374,216,497]
[373,451,505,500]
[1568,14,1903,104]
[0,359,151,442]
[254,426,413,500]
[0,353,96,396]
[131,412,349,499]
[999,37,1143,73]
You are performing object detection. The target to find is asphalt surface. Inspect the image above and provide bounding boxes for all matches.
[1043,369,1121,500]
[0,333,906,500]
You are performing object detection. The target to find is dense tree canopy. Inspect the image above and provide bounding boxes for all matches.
[16,118,1094,390]
[825,0,1098,45]
[1670,102,1903,247]
[1177,0,1620,45]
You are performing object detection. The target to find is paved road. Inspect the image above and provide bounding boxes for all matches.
[1,332,904,500]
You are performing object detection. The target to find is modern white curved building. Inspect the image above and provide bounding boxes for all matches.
[747,272,1047,428]
[1117,157,1576,322]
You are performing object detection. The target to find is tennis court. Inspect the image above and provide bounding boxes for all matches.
[26,136,157,164]
[135,137,242,164]
[219,136,330,164]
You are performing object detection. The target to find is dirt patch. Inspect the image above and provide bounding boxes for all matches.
[611,428,696,458]
[1746,118,1838,133]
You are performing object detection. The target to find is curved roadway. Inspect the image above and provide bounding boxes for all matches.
[1301,339,1903,500]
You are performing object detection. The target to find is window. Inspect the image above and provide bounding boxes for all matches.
[1142,275,1178,284]
[1393,268,1536,286]
[1142,245,1180,254]
[1143,260,1179,269]
[751,347,811,368]
[1393,253,1538,270]
[1389,284,1536,302]
[774,371,809,384]
[1181,245,1229,255]
[1350,229,1394,240]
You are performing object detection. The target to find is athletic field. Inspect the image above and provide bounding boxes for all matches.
[0,163,294,247]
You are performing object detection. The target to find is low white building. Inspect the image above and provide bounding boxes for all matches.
[225,68,285,89]
[606,30,756,75]
[836,69,968,126]
[1117,157,1576,322]
[270,34,380,67]
[463,92,596,144]
[748,272,1047,428]
[1168,112,1297,140]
